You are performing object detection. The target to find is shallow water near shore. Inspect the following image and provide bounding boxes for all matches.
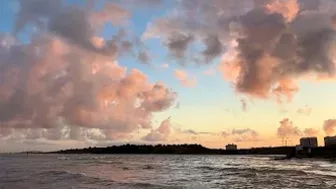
[1,154,336,189]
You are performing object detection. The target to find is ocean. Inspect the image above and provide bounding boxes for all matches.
[0,154,335,189]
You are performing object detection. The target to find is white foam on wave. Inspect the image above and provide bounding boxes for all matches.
[304,170,336,177]
[57,156,70,160]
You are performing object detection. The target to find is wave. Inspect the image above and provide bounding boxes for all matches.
[36,170,88,180]
[57,155,109,161]
[96,160,123,165]
[123,182,183,189]
[197,165,308,175]
[32,170,188,189]
[198,165,336,178]
[304,170,336,178]
[57,156,71,160]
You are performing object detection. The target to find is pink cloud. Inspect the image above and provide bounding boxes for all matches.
[0,0,177,143]
[174,69,197,87]
[324,119,336,135]
[277,118,301,138]
[142,117,171,141]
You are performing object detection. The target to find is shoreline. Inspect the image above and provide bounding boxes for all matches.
[4,144,335,160]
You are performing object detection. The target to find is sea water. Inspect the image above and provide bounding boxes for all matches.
[1,154,336,189]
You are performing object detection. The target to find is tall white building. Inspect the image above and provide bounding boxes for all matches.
[324,136,336,147]
[299,137,318,148]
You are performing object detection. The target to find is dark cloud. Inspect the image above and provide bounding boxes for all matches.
[143,0,254,64]
[145,0,336,101]
[137,51,151,64]
[15,0,142,59]
[233,5,336,100]
[14,0,62,33]
[165,32,194,59]
[48,7,98,53]
[202,35,223,62]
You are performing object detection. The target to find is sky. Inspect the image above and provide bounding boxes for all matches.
[1,0,336,152]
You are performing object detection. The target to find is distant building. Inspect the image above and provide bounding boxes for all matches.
[300,137,318,148]
[226,144,237,150]
[324,136,336,147]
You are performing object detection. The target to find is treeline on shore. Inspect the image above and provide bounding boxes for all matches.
[52,144,296,155]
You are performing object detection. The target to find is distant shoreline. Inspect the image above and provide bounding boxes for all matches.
[6,144,336,160]
[48,144,296,155]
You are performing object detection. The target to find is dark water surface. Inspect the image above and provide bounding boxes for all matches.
[1,154,336,189]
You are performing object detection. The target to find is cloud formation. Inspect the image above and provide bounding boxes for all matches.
[15,0,150,63]
[142,117,171,141]
[277,119,320,138]
[174,69,197,87]
[231,129,259,142]
[144,0,336,101]
[0,1,176,143]
[180,129,216,136]
[221,128,259,142]
[277,118,301,138]
[323,119,336,135]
